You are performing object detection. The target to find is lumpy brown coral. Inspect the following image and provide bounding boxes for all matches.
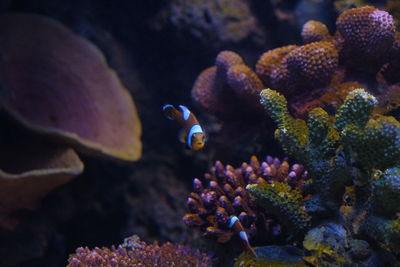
[337,5,396,73]
[192,50,264,121]
[183,156,308,243]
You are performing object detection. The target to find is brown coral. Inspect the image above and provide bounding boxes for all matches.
[255,45,298,87]
[0,13,142,162]
[183,156,308,243]
[270,41,339,96]
[301,20,332,44]
[191,50,264,120]
[336,6,396,72]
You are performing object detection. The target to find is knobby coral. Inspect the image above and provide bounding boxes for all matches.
[261,87,400,264]
[193,6,400,121]
[191,50,264,121]
[68,235,212,267]
[183,156,309,243]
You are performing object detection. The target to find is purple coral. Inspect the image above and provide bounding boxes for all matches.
[68,236,212,267]
[183,156,308,243]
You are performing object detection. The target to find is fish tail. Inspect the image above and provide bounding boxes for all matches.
[163,104,181,121]
[229,216,256,257]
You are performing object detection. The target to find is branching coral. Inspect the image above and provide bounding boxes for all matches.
[68,235,212,267]
[183,156,308,243]
[261,87,400,260]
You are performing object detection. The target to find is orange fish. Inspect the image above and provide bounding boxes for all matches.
[163,104,206,150]
[229,216,256,257]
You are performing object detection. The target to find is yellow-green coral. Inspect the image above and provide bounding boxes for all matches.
[234,252,307,267]
[262,87,400,255]
[372,167,400,217]
[246,182,311,237]
[334,88,377,132]
[260,89,309,160]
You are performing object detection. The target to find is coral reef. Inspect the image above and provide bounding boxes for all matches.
[191,50,264,121]
[261,87,400,263]
[337,6,396,73]
[302,223,378,266]
[68,235,213,267]
[193,5,400,120]
[183,156,309,243]
[234,246,306,267]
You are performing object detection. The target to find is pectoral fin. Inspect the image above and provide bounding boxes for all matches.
[178,130,187,144]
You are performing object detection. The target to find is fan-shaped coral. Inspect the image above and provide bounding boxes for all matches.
[0,13,142,162]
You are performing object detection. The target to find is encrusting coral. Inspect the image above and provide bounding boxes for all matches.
[68,235,213,267]
[183,155,309,243]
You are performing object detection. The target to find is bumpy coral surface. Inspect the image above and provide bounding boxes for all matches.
[337,6,396,72]
[193,6,400,122]
[191,50,264,121]
[261,87,400,261]
[301,20,331,44]
[183,156,308,243]
[68,235,212,267]
[270,41,339,95]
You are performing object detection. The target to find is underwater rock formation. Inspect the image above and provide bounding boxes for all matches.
[68,235,213,267]
[153,0,266,48]
[183,155,309,243]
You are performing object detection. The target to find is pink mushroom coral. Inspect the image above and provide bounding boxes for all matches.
[0,13,142,162]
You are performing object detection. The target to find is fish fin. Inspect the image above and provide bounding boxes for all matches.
[163,104,182,121]
[178,130,187,144]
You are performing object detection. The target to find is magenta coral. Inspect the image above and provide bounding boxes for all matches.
[183,156,308,243]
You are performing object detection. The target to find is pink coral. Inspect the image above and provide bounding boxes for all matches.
[68,236,212,267]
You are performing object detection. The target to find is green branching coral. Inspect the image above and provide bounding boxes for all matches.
[261,87,400,255]
[260,89,346,209]
[372,167,400,217]
[246,182,311,238]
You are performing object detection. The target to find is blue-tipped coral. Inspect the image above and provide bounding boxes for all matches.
[183,156,309,244]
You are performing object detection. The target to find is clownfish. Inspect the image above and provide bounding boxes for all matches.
[229,216,256,257]
[163,104,206,150]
